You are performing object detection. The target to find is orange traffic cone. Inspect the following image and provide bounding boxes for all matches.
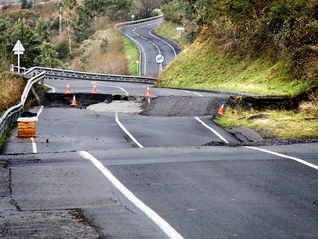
[218,103,225,115]
[92,83,98,94]
[148,97,151,104]
[70,95,77,106]
[65,83,72,94]
[145,85,152,96]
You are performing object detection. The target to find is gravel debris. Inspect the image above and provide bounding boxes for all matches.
[203,138,318,147]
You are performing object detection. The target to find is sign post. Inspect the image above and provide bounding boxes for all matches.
[155,54,165,75]
[176,27,185,41]
[136,60,140,76]
[13,40,25,74]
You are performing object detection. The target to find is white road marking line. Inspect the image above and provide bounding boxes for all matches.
[182,90,203,97]
[44,84,56,93]
[195,117,230,144]
[78,151,184,239]
[30,137,37,154]
[149,27,177,57]
[37,105,44,116]
[29,106,44,154]
[245,146,318,171]
[96,82,129,96]
[115,113,144,148]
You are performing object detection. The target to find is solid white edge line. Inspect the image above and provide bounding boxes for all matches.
[195,117,230,144]
[44,84,55,93]
[78,151,184,239]
[115,113,144,148]
[245,146,318,171]
[30,137,37,154]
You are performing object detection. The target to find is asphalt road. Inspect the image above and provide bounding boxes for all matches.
[119,18,179,76]
[43,78,222,97]
[2,86,318,238]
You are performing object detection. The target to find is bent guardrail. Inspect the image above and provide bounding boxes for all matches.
[0,72,46,139]
[24,66,157,84]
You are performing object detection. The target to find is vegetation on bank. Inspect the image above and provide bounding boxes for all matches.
[0,73,26,113]
[155,0,318,139]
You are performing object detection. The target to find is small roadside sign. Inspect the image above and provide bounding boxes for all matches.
[12,40,25,73]
[13,40,25,55]
[155,54,165,64]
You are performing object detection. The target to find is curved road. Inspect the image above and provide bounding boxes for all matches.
[119,18,180,76]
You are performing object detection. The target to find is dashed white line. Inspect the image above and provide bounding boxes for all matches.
[29,106,44,154]
[245,146,318,170]
[115,113,143,148]
[78,151,184,239]
[195,117,229,144]
[37,105,44,116]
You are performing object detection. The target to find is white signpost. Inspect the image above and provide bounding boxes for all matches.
[136,60,140,76]
[13,40,25,73]
[176,27,185,41]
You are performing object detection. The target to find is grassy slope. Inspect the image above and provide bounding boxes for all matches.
[157,39,313,96]
[123,37,139,76]
[155,22,318,139]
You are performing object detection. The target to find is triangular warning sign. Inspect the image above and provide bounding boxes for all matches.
[13,40,25,52]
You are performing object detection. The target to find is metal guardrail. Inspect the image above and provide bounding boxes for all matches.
[0,72,46,139]
[24,66,157,84]
[114,15,163,31]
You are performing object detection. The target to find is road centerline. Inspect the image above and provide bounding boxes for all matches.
[78,151,184,239]
[115,113,143,148]
[29,106,44,154]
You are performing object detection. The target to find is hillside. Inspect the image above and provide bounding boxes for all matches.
[154,0,318,139]
[157,0,318,96]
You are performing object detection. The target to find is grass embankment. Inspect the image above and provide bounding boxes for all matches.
[0,73,26,112]
[155,24,318,139]
[0,73,26,150]
[123,37,140,76]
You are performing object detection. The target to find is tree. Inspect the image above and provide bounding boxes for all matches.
[34,41,64,68]
[55,40,70,60]
[35,17,50,42]
[136,0,161,18]
[11,18,41,68]
[82,0,109,29]
[21,0,32,9]
[107,0,133,21]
